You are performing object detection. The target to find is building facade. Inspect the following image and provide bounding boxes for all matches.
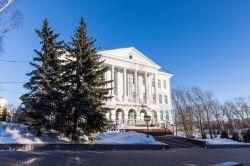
[0,98,8,114]
[99,47,173,127]
[0,97,11,122]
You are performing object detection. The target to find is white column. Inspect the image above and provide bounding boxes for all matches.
[134,70,138,103]
[111,65,115,102]
[154,73,159,105]
[111,110,116,123]
[144,72,148,104]
[148,74,152,104]
[123,68,127,102]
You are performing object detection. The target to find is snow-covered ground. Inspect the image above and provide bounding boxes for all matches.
[0,122,44,144]
[175,131,250,145]
[95,131,160,144]
[0,122,159,144]
[176,131,200,139]
[204,136,248,145]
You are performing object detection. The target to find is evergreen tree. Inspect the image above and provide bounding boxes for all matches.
[62,18,112,140]
[20,19,65,136]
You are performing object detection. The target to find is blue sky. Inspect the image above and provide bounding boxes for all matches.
[1,0,250,105]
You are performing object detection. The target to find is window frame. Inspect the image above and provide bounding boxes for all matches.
[158,79,161,88]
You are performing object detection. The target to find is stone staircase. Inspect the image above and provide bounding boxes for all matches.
[154,135,196,148]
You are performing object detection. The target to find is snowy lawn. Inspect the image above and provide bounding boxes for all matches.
[95,131,160,144]
[0,122,44,144]
[176,131,250,145]
[203,136,249,145]
[0,122,159,144]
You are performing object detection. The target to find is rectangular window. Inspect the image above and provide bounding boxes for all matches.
[114,71,118,96]
[164,95,168,104]
[159,94,162,103]
[152,78,155,87]
[164,80,167,89]
[158,79,161,88]
[166,113,169,121]
[153,94,156,101]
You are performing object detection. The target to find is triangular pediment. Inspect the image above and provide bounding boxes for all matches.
[98,47,161,69]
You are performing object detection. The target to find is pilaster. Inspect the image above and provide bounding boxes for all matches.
[123,68,127,102]
[134,70,138,103]
[144,72,148,104]
[154,73,159,105]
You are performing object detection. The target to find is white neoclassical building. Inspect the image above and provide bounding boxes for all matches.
[99,47,173,127]
[0,98,8,114]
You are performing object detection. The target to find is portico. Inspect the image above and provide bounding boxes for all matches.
[99,47,173,127]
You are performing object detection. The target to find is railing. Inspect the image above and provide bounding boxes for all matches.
[126,119,137,125]
[112,119,161,127]
[0,144,170,151]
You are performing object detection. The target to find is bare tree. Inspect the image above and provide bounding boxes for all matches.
[172,87,194,138]
[210,100,225,132]
[0,0,22,53]
[231,97,249,128]
[222,101,237,133]
[187,87,207,138]
[0,0,15,12]
[172,85,250,139]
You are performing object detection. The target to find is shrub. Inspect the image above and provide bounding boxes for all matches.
[201,133,207,139]
[242,129,250,143]
[220,130,229,139]
[231,132,240,141]
[212,130,217,138]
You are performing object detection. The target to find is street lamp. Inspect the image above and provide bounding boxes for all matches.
[144,115,151,138]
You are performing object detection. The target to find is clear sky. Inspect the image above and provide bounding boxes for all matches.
[0,0,250,105]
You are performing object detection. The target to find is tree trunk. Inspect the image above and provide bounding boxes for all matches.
[206,111,213,139]
[216,118,224,132]
[72,107,78,141]
[199,118,205,139]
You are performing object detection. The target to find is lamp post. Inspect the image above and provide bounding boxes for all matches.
[144,115,151,138]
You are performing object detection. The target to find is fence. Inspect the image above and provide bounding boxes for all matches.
[0,143,169,151]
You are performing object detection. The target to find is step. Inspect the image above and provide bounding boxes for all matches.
[156,139,194,146]
[155,140,194,148]
[155,136,195,148]
[155,137,194,146]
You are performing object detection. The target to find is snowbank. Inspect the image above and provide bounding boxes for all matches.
[0,122,159,145]
[175,131,250,145]
[204,137,249,145]
[96,131,160,144]
[0,122,43,144]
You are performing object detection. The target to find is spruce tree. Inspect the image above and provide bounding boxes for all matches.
[21,19,65,136]
[62,18,112,140]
